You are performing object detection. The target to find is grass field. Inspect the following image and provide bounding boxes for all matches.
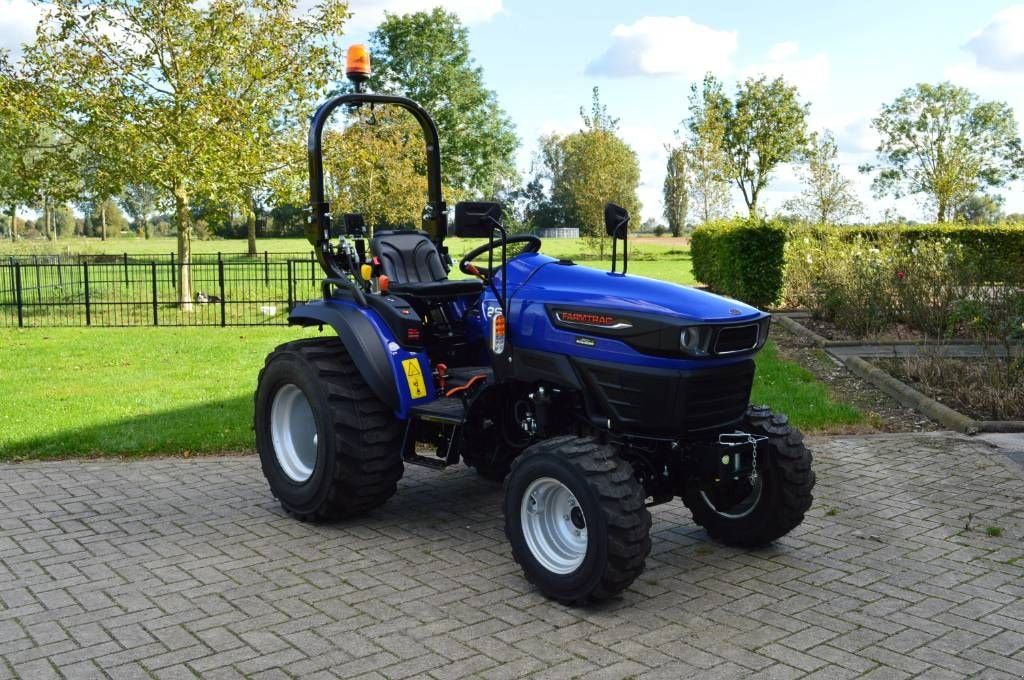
[0,327,862,459]
[1,235,696,286]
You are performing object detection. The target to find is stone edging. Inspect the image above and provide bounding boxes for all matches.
[773,315,1024,434]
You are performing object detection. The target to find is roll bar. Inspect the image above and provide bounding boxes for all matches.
[305,92,447,279]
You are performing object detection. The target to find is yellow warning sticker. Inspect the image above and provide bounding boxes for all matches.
[402,358,427,399]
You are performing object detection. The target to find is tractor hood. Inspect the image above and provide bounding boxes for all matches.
[512,255,764,324]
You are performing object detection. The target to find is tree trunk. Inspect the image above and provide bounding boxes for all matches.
[246,196,257,257]
[8,204,14,241]
[143,215,151,240]
[42,198,50,241]
[174,181,193,311]
[937,197,947,223]
[100,201,107,241]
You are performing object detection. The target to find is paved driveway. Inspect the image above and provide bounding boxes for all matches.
[1,433,1023,680]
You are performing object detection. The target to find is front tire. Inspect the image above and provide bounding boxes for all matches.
[504,436,652,603]
[254,338,404,520]
[683,405,814,547]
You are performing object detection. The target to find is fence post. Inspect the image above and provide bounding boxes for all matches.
[264,251,269,285]
[33,255,41,302]
[151,262,159,326]
[218,258,226,327]
[170,252,176,286]
[83,262,91,326]
[287,260,294,311]
[14,262,23,328]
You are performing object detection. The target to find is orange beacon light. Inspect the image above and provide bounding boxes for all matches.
[346,44,371,84]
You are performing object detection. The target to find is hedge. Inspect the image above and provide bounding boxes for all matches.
[691,221,1024,308]
[690,219,787,307]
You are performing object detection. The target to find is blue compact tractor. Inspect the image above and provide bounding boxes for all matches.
[254,46,815,603]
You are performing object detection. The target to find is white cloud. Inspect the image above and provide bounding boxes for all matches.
[343,0,504,32]
[0,0,43,59]
[742,41,829,97]
[965,5,1024,72]
[585,16,737,78]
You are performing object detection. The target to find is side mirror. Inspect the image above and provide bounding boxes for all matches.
[604,202,629,238]
[454,201,503,238]
[342,213,366,237]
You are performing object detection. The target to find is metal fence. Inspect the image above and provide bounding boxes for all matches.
[0,251,324,327]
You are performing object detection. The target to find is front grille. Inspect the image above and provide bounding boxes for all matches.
[715,324,759,354]
[679,362,755,432]
[573,357,755,436]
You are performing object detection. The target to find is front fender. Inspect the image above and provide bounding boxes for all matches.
[288,299,434,418]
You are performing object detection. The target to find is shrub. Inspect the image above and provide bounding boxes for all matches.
[691,219,787,307]
[785,226,1024,338]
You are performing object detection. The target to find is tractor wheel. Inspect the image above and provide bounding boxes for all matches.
[683,406,814,547]
[254,337,403,521]
[503,436,652,603]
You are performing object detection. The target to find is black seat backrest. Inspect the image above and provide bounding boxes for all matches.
[371,230,448,284]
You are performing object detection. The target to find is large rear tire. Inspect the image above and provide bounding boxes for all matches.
[254,337,404,520]
[683,406,814,547]
[503,436,652,603]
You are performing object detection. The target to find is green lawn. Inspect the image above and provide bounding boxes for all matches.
[1,235,696,286]
[0,327,862,459]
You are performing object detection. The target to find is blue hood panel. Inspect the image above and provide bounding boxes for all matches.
[505,254,762,323]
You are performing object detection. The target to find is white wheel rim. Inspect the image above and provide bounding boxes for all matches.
[520,477,588,575]
[270,384,318,483]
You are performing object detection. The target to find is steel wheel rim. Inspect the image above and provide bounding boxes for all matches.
[700,476,763,519]
[270,384,318,483]
[520,477,588,574]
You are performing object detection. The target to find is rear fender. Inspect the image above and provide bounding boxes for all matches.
[288,299,434,419]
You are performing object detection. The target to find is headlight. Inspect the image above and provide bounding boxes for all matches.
[679,326,712,356]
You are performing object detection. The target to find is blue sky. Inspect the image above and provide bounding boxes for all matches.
[3,0,1023,221]
[340,0,1024,222]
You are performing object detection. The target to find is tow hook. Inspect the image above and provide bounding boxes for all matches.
[715,432,767,482]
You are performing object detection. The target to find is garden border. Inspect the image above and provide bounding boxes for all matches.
[774,313,1024,435]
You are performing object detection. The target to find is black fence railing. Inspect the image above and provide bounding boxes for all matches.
[0,251,325,327]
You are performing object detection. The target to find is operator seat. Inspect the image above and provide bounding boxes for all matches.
[371,230,483,299]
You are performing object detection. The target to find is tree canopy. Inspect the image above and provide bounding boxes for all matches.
[863,82,1023,222]
[368,8,518,199]
[539,88,641,256]
[663,145,689,236]
[24,0,348,304]
[783,131,863,224]
[690,74,809,217]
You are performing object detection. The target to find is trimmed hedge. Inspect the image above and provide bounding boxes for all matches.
[692,221,1024,308]
[690,219,787,307]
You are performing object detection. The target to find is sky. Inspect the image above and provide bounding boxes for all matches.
[3,0,1024,222]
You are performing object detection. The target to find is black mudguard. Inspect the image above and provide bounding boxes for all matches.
[288,300,400,411]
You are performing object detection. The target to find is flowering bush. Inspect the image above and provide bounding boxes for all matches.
[784,229,1022,339]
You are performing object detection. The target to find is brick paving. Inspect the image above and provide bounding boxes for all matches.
[1,433,1023,679]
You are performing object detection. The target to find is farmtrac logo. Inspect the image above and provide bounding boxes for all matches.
[554,310,633,330]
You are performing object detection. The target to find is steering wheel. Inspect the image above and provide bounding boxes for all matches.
[459,234,541,278]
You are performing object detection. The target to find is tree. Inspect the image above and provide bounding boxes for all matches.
[690,74,809,217]
[368,8,518,198]
[862,82,1023,222]
[955,194,1004,225]
[122,184,161,239]
[324,107,431,233]
[26,0,348,307]
[783,130,863,223]
[663,144,689,236]
[539,88,641,258]
[52,204,77,238]
[683,88,733,223]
